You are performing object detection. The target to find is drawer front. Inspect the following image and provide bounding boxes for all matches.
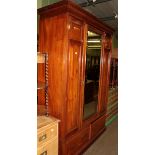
[37,124,57,147]
[91,115,106,138]
[66,127,90,155]
[37,138,58,155]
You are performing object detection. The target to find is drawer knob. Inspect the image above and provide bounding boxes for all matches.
[51,129,54,132]
[39,134,47,142]
[40,150,47,155]
[73,26,80,30]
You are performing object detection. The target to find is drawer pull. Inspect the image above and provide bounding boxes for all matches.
[40,150,47,155]
[73,26,80,30]
[39,134,47,142]
[51,128,54,132]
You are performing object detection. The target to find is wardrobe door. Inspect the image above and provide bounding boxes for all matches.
[83,30,102,120]
[66,40,82,134]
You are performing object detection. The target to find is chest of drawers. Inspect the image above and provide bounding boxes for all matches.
[37,116,60,155]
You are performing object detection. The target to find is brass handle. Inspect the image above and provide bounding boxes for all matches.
[39,134,47,142]
[40,151,47,155]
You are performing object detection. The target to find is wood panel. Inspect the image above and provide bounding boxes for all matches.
[66,40,82,134]
[37,89,45,105]
[99,50,109,113]
[39,13,68,138]
[99,34,112,114]
[91,115,106,139]
[66,126,90,155]
[69,19,82,41]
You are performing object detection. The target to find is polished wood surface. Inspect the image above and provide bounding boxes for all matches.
[66,40,82,134]
[91,115,106,138]
[39,13,68,139]
[68,17,83,41]
[66,127,90,155]
[98,34,112,114]
[38,1,113,154]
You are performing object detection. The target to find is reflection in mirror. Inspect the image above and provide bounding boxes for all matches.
[83,30,102,119]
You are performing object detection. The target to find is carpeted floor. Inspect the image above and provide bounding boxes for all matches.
[83,119,118,155]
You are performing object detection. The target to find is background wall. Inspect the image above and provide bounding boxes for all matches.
[112,32,118,49]
[37,0,42,9]
[112,32,118,59]
[38,0,61,8]
[112,48,118,59]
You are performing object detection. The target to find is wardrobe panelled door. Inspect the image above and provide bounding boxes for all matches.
[66,40,82,134]
[83,30,102,120]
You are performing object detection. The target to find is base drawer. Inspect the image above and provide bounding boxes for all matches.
[91,115,106,138]
[66,127,90,155]
[37,138,58,155]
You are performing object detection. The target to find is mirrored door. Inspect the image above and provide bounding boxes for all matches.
[83,30,102,119]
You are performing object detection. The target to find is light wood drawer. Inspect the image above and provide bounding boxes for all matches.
[37,138,58,155]
[37,124,58,147]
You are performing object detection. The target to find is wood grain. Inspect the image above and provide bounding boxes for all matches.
[66,40,82,134]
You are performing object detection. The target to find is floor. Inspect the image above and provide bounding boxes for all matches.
[83,119,118,155]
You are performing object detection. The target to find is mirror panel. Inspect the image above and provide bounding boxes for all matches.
[83,30,102,119]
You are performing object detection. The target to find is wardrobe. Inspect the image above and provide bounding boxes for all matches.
[38,1,114,154]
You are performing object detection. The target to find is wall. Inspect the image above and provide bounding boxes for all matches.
[112,33,118,49]
[112,33,118,59]
[37,0,42,34]
[39,0,61,8]
[37,0,42,9]
[112,48,118,59]
[37,0,61,9]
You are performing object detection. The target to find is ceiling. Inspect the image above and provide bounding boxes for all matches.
[71,0,118,38]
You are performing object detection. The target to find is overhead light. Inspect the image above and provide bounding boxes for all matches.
[88,47,101,49]
[86,0,96,7]
[113,7,118,19]
[115,14,118,19]
[87,40,100,43]
[113,11,118,19]
[88,45,101,48]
